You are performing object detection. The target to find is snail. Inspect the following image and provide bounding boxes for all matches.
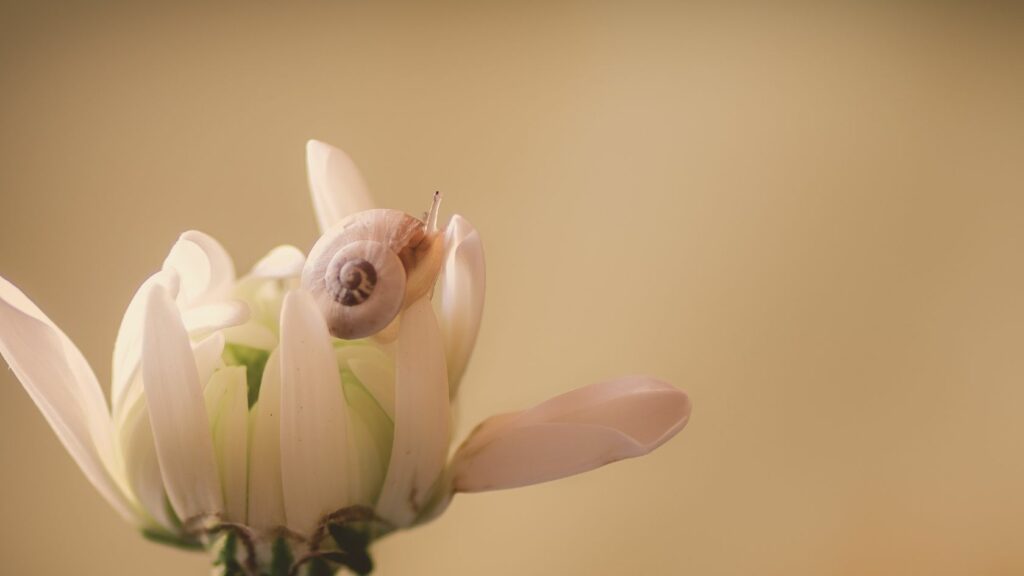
[302,192,445,340]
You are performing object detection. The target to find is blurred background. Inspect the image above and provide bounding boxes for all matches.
[1,1,1023,574]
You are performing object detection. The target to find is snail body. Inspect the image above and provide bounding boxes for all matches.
[302,195,444,340]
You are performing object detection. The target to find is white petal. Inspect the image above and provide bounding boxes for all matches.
[438,214,485,396]
[0,275,138,523]
[192,331,226,389]
[336,344,395,420]
[247,349,286,531]
[222,322,278,350]
[204,366,249,523]
[141,284,223,521]
[118,393,175,530]
[279,289,350,535]
[181,301,250,335]
[306,139,375,233]
[376,297,450,527]
[341,370,394,507]
[111,270,179,418]
[451,377,691,493]
[248,245,306,279]
[163,230,236,306]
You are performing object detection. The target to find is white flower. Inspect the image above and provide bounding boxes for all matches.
[0,141,691,575]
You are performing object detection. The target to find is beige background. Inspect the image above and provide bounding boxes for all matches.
[1,1,1023,574]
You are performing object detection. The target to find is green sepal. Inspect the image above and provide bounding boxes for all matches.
[308,557,335,576]
[140,527,203,551]
[270,536,294,576]
[327,524,374,575]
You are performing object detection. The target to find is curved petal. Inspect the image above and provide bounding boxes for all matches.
[248,245,306,280]
[141,284,223,521]
[163,230,236,306]
[181,301,250,335]
[437,214,485,396]
[204,366,249,523]
[451,377,691,493]
[306,139,375,233]
[247,349,285,531]
[118,391,175,530]
[112,269,180,418]
[376,297,450,527]
[279,289,350,535]
[0,275,138,523]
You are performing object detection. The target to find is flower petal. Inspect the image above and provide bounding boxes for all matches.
[247,349,286,531]
[306,139,375,233]
[181,301,250,335]
[204,366,249,523]
[0,275,138,523]
[248,245,306,280]
[118,392,175,530]
[111,270,179,418]
[376,297,450,526]
[437,214,485,396]
[163,230,236,306]
[278,289,351,535]
[141,284,223,521]
[451,377,691,493]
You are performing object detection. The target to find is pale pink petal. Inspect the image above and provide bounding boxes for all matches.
[162,230,236,306]
[376,297,450,526]
[248,245,306,280]
[111,269,179,418]
[181,301,250,335]
[306,139,375,233]
[204,366,249,523]
[279,289,350,535]
[451,377,691,493]
[437,214,485,396]
[247,349,286,531]
[141,284,223,521]
[0,275,138,523]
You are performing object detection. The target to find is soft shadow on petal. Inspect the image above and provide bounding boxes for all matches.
[451,377,691,493]
[248,245,306,280]
[163,230,236,306]
[204,366,249,523]
[112,269,179,418]
[279,289,351,535]
[0,275,139,523]
[376,297,450,527]
[141,284,224,521]
[247,349,286,531]
[306,139,375,233]
[437,214,485,397]
[181,301,250,335]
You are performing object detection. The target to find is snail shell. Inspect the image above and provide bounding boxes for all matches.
[302,196,445,339]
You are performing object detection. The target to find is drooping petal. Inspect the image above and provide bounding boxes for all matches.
[437,214,485,396]
[451,377,691,493]
[163,230,236,306]
[247,349,286,531]
[112,269,180,418]
[192,331,226,389]
[278,289,350,535]
[204,366,249,523]
[181,301,250,335]
[141,284,223,521]
[376,297,450,527]
[248,245,306,280]
[306,139,375,233]
[0,275,138,523]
